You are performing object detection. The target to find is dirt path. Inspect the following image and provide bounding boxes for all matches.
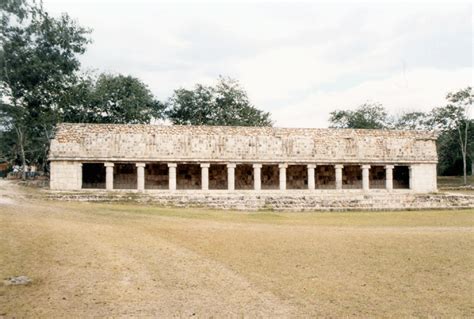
[0,180,21,205]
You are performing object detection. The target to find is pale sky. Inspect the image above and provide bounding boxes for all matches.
[45,0,473,128]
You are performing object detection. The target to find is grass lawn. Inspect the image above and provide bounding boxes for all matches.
[0,181,473,317]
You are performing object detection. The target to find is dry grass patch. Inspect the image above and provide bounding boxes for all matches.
[0,182,473,317]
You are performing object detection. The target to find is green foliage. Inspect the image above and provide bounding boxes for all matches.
[394,111,430,130]
[61,73,165,124]
[0,1,166,171]
[436,127,473,176]
[0,0,91,171]
[430,87,473,183]
[0,0,29,21]
[329,102,389,129]
[167,76,272,126]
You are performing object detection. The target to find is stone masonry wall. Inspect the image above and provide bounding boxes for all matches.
[50,161,81,190]
[410,164,438,192]
[49,124,438,164]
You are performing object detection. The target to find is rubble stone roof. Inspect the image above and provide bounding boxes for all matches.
[49,123,438,164]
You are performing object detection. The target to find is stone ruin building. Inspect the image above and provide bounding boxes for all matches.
[49,123,438,193]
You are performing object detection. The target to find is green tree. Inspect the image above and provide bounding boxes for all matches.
[0,0,91,175]
[431,87,473,184]
[167,76,272,126]
[394,111,429,130]
[61,73,165,124]
[1,1,165,175]
[329,102,389,129]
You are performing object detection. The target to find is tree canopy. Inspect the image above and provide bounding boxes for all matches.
[329,103,389,129]
[61,73,165,124]
[0,0,91,173]
[166,76,272,126]
[431,87,473,184]
[0,1,167,173]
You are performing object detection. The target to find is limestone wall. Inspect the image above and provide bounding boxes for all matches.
[410,164,438,192]
[50,161,81,190]
[49,123,437,164]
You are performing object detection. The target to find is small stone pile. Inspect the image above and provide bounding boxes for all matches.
[3,276,32,286]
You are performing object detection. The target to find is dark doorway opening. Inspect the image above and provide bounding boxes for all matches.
[394,166,410,189]
[235,164,253,190]
[114,163,137,189]
[82,163,105,189]
[145,163,168,189]
[262,165,279,190]
[177,164,201,190]
[315,165,335,189]
[287,165,307,189]
[209,164,227,190]
[342,165,362,189]
[369,166,386,189]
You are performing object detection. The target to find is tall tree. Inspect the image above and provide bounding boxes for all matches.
[167,76,272,126]
[0,0,91,175]
[329,102,389,129]
[431,87,473,185]
[61,73,165,124]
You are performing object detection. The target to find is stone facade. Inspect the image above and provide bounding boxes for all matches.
[49,123,438,193]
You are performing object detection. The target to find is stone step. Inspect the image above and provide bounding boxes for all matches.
[44,191,474,211]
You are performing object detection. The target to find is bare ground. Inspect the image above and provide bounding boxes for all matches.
[0,180,473,317]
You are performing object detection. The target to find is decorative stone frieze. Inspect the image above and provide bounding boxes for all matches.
[49,123,438,164]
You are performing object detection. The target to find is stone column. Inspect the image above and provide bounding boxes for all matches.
[77,163,83,190]
[168,163,177,191]
[253,164,262,191]
[136,163,146,191]
[385,165,394,191]
[279,163,287,191]
[361,165,371,191]
[227,163,236,191]
[307,164,316,190]
[408,165,413,190]
[201,163,210,190]
[104,162,114,190]
[335,164,343,190]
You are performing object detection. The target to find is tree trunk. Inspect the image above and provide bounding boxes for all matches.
[462,151,467,185]
[15,126,27,180]
[463,120,470,185]
[458,125,469,186]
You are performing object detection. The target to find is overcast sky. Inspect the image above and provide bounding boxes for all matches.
[45,1,472,128]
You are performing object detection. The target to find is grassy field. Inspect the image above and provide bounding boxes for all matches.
[438,175,474,187]
[0,181,473,317]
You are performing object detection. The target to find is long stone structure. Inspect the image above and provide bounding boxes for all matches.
[49,123,438,193]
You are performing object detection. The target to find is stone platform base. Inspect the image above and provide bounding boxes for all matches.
[45,190,474,211]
